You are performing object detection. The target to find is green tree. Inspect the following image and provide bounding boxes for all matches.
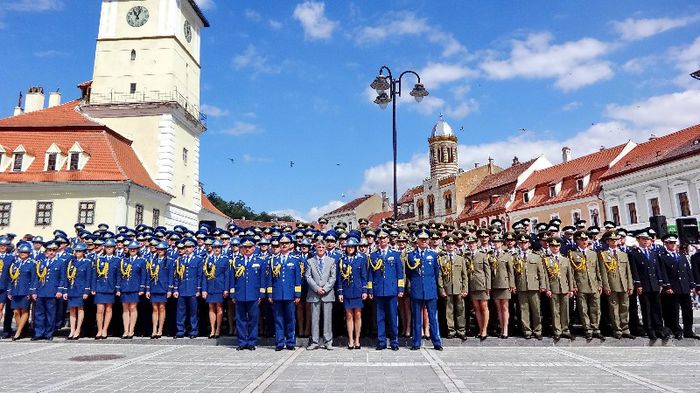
[207,192,296,222]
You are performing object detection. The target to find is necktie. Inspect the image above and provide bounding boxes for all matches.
[319,257,324,271]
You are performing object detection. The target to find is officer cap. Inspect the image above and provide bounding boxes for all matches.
[204,237,214,246]
[602,231,619,241]
[74,223,86,230]
[415,229,430,240]
[491,234,504,242]
[104,239,116,247]
[575,220,587,229]
[537,232,549,241]
[364,229,376,238]
[548,237,562,246]
[94,238,105,246]
[127,241,140,249]
[348,230,362,240]
[183,238,196,247]
[617,228,628,237]
[562,226,576,234]
[358,238,368,247]
[98,223,109,231]
[53,229,67,238]
[516,234,529,243]
[44,240,59,250]
[476,228,490,238]
[17,243,32,253]
[662,234,678,243]
[339,232,349,240]
[324,230,338,242]
[466,235,478,243]
[279,234,293,244]
[574,230,589,240]
[155,241,168,250]
[603,220,616,229]
[300,238,312,247]
[231,238,241,246]
[73,242,87,251]
[549,218,562,226]
[444,235,456,244]
[345,238,359,247]
[548,225,560,232]
[504,232,516,241]
[219,231,231,240]
[258,237,270,245]
[318,218,328,224]
[0,236,10,246]
[32,235,44,243]
[211,239,223,248]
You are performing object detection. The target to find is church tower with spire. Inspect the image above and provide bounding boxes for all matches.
[429,114,458,179]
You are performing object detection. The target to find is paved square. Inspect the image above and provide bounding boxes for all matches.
[0,340,697,392]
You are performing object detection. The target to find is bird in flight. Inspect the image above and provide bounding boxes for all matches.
[290,161,295,168]
[228,158,235,164]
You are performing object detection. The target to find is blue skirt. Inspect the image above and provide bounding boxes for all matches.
[120,291,140,304]
[343,297,364,310]
[206,293,224,304]
[67,296,85,308]
[11,295,30,310]
[94,292,115,304]
[150,293,167,303]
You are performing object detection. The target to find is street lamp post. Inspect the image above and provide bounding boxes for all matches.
[370,66,429,220]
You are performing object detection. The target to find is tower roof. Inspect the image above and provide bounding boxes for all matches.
[431,114,453,137]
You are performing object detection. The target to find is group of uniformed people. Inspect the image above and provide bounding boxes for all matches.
[0,215,698,350]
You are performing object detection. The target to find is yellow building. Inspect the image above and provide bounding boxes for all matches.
[0,0,229,237]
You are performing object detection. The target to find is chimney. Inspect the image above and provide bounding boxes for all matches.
[13,107,22,116]
[48,91,61,108]
[649,134,657,141]
[562,146,571,163]
[474,162,479,168]
[381,191,390,211]
[512,156,520,166]
[25,86,45,113]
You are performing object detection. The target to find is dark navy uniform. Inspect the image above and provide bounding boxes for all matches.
[172,252,202,338]
[658,246,696,337]
[629,246,669,338]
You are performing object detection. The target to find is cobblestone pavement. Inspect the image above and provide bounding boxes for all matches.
[0,338,698,393]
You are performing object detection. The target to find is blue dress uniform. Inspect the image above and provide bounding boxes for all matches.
[32,250,66,339]
[145,255,172,303]
[0,249,14,305]
[202,253,230,304]
[93,254,121,304]
[369,245,404,349]
[8,256,35,310]
[629,234,669,339]
[53,248,71,331]
[268,249,302,350]
[65,255,93,308]
[337,253,368,309]
[117,255,146,304]
[172,250,203,338]
[231,251,266,348]
[658,238,697,338]
[406,242,443,349]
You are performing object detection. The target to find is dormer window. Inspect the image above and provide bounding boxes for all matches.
[47,153,58,171]
[12,153,23,172]
[576,178,584,192]
[549,185,556,197]
[69,152,80,170]
[523,192,530,203]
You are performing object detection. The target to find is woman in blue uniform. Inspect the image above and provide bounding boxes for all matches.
[7,243,34,340]
[65,243,93,340]
[337,238,368,349]
[202,240,230,339]
[0,237,15,333]
[117,241,146,339]
[145,242,171,339]
[92,239,120,339]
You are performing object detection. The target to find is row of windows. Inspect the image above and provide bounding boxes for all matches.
[1,152,81,173]
[522,178,586,204]
[416,193,453,220]
[0,202,160,228]
[609,192,693,226]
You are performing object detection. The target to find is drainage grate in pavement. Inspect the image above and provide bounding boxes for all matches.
[68,354,126,362]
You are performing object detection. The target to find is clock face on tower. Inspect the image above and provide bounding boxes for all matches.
[126,6,149,27]
[184,20,192,43]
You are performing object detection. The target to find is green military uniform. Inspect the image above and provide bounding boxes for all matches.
[490,249,515,300]
[599,245,634,338]
[469,249,492,300]
[568,234,603,338]
[513,248,547,338]
[544,245,576,339]
[437,246,468,338]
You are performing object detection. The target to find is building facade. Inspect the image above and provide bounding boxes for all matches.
[600,125,700,233]
[509,142,636,229]
[321,194,386,229]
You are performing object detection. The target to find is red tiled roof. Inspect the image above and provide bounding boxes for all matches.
[469,159,536,196]
[0,100,102,129]
[0,100,165,194]
[368,211,393,228]
[230,219,298,229]
[201,192,230,219]
[326,194,374,215]
[398,186,422,204]
[518,144,626,191]
[602,124,700,179]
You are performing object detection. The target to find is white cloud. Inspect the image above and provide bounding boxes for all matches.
[358,153,429,195]
[562,101,581,111]
[244,9,261,22]
[613,15,700,41]
[231,44,281,75]
[2,0,62,12]
[480,32,613,91]
[418,63,478,89]
[292,1,338,41]
[621,56,657,74]
[271,200,344,222]
[606,89,700,131]
[242,153,271,163]
[201,104,229,117]
[671,36,700,73]
[269,19,283,29]
[445,99,479,119]
[33,49,68,58]
[221,121,262,137]
[355,12,466,58]
[195,0,215,11]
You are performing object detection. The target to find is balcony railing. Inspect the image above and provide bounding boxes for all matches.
[87,90,206,125]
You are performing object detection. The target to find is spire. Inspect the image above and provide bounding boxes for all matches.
[431,113,453,137]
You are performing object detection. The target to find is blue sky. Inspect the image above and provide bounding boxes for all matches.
[1,0,700,221]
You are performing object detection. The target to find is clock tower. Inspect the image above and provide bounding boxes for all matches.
[83,0,210,228]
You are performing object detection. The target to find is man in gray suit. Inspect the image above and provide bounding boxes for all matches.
[305,241,337,350]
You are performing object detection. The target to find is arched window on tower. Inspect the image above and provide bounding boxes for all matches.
[130,50,136,61]
[417,199,424,220]
[444,191,452,213]
[427,195,435,217]
[447,147,453,163]
[442,146,448,162]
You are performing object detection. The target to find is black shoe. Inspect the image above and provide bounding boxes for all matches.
[121,335,129,340]
[236,346,245,351]
[593,333,605,341]
[446,334,454,339]
[174,335,184,339]
[375,345,386,351]
[524,334,532,340]
[249,346,256,350]
[433,345,443,351]
[2,334,11,339]
[684,332,700,340]
[648,332,658,340]
[479,335,487,342]
[151,335,157,340]
[189,335,197,339]
[286,346,295,351]
[31,337,41,341]
[208,335,215,339]
[658,331,669,340]
[535,334,543,341]
[500,335,508,339]
[585,334,593,341]
[390,345,399,351]
[621,333,635,339]
[410,346,420,350]
[354,345,360,350]
[674,332,683,340]
[11,336,20,341]
[553,335,561,342]
[561,333,574,341]
[613,333,622,339]
[275,346,284,351]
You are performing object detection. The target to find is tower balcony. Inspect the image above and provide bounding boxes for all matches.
[86,90,206,127]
